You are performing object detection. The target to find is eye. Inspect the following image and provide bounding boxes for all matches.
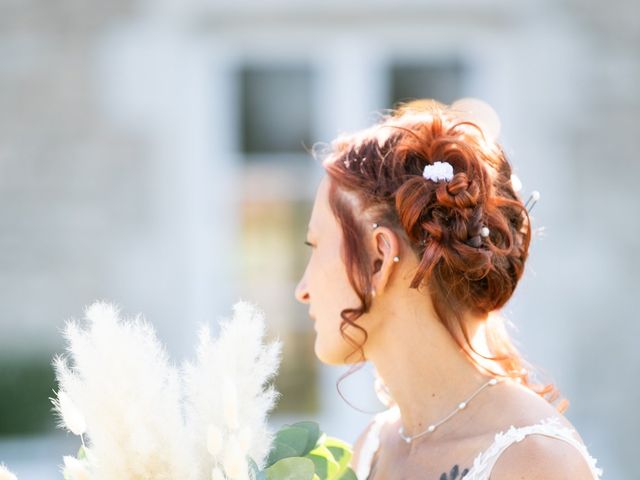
[304,240,314,248]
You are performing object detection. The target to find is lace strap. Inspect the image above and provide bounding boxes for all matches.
[466,416,603,480]
[355,406,399,480]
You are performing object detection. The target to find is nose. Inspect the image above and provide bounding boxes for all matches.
[295,277,310,304]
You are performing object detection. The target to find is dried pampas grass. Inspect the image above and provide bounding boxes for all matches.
[184,301,283,479]
[49,299,282,480]
[0,464,17,480]
[52,301,195,480]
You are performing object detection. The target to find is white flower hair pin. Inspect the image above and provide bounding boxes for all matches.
[423,161,454,182]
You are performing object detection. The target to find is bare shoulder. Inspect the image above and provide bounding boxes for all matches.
[487,378,580,431]
[481,379,597,479]
[349,419,377,471]
[490,433,596,480]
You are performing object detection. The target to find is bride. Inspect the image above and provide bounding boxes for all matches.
[294,99,602,479]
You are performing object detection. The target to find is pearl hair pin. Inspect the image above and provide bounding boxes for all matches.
[511,172,540,214]
[525,190,540,213]
[398,377,503,444]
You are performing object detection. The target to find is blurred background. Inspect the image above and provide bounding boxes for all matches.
[0,0,637,477]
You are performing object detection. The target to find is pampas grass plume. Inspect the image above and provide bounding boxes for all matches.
[49,299,282,480]
[237,426,253,452]
[51,389,86,436]
[222,434,246,480]
[53,301,197,480]
[62,456,92,480]
[0,464,17,480]
[206,424,223,457]
[211,466,226,480]
[222,377,240,431]
[184,300,283,478]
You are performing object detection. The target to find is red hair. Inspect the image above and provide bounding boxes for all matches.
[318,99,568,413]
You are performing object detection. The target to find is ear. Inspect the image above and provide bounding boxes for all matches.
[370,226,401,296]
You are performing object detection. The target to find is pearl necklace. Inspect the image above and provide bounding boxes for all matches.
[398,377,503,444]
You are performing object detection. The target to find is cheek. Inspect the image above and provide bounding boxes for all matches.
[311,248,363,364]
[314,248,359,312]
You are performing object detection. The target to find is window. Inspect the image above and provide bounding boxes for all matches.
[389,59,466,107]
[239,65,313,156]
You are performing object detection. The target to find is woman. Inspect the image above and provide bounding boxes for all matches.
[294,99,602,479]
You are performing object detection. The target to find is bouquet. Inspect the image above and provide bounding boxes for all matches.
[0,301,356,480]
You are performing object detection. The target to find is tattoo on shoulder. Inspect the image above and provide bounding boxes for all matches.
[439,464,470,479]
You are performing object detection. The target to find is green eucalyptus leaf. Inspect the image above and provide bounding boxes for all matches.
[267,442,301,467]
[289,421,321,454]
[323,436,353,475]
[305,444,339,480]
[267,426,310,465]
[277,426,311,452]
[337,467,358,480]
[265,457,316,480]
[326,446,345,462]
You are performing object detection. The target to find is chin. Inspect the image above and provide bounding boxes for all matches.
[314,338,351,366]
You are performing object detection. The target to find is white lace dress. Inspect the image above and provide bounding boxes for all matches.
[355,406,603,480]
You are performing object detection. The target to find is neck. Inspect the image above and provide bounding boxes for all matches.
[364,299,497,440]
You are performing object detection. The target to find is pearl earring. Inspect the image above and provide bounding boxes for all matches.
[372,223,399,263]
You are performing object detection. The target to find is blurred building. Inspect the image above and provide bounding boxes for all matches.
[1,0,638,477]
